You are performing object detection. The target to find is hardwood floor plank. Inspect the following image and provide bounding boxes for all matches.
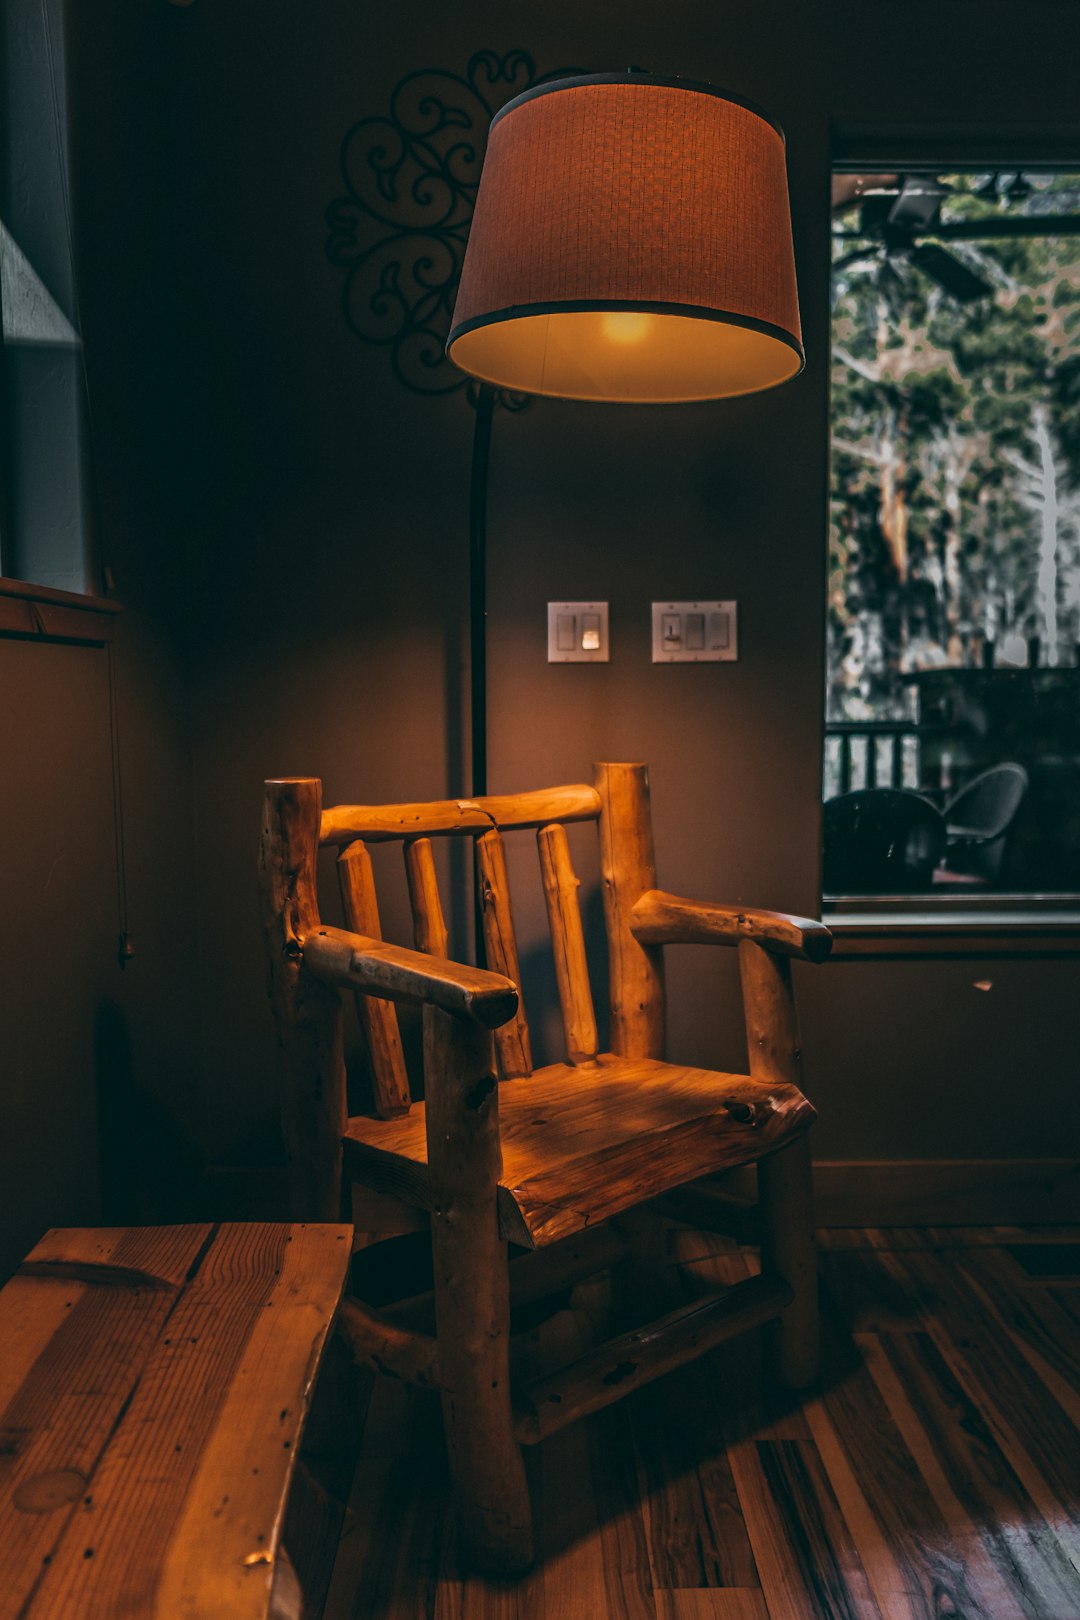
[322,1224,1080,1620]
[877,1251,1080,1579]
[536,1420,606,1620]
[323,1381,448,1620]
[1050,1288,1080,1327]
[862,1330,1062,1619]
[653,1591,768,1619]
[818,1248,932,1334]
[819,1227,1080,1254]
[803,1309,1006,1620]
[799,1394,917,1619]
[672,1233,809,1442]
[959,1250,1080,1411]
[526,1309,650,1620]
[726,1434,881,1620]
[584,1404,656,1620]
[631,1360,758,1589]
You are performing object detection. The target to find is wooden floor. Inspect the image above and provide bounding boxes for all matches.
[317,1226,1080,1620]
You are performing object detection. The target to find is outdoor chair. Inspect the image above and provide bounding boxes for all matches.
[942,762,1029,883]
[259,762,831,1575]
[823,786,946,893]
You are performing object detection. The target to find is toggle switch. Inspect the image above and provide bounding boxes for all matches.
[652,601,738,662]
[547,601,610,662]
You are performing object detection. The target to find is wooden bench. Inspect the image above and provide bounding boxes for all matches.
[0,1222,352,1620]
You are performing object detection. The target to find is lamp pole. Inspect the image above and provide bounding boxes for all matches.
[468,383,496,799]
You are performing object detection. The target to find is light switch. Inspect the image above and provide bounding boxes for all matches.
[652,601,738,662]
[709,610,730,650]
[548,601,610,662]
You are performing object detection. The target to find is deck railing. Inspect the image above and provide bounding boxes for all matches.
[824,721,922,798]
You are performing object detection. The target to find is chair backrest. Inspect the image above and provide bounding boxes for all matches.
[944,762,1028,840]
[313,762,667,1116]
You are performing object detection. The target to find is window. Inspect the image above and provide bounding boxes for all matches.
[825,166,1080,916]
[1,0,95,596]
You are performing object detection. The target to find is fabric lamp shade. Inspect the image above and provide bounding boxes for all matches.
[447,73,803,403]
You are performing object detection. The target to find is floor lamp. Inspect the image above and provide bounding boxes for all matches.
[446,70,805,800]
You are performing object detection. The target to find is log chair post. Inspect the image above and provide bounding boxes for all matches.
[337,840,411,1118]
[423,1005,533,1574]
[260,778,348,1222]
[737,938,819,1388]
[595,762,665,1059]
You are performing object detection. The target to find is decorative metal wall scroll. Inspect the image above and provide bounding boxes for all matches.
[325,51,577,399]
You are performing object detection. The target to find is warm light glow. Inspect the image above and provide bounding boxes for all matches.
[447,74,803,403]
[450,310,802,403]
[602,310,654,345]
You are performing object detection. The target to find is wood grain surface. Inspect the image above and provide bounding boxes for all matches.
[319,784,601,846]
[343,1054,815,1249]
[322,1225,1080,1620]
[0,1222,351,1620]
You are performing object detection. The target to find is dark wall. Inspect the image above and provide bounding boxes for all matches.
[165,0,1080,1171]
[0,0,200,1273]
[6,0,1079,1271]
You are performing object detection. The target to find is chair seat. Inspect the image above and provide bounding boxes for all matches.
[344,1054,815,1248]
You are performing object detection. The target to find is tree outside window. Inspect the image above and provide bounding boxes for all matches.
[825,170,1080,901]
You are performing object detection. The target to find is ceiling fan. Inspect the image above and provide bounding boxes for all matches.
[832,173,1080,302]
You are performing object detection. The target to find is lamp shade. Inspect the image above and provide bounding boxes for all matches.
[447,73,803,403]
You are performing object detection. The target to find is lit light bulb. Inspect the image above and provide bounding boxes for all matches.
[602,310,653,344]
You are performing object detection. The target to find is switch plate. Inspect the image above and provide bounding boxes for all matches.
[547,601,610,662]
[651,600,737,662]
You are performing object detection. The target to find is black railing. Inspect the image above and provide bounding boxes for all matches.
[824,720,922,796]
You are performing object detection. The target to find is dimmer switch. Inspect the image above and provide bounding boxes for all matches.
[652,600,737,662]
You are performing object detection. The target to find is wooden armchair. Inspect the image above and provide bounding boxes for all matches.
[259,762,830,1576]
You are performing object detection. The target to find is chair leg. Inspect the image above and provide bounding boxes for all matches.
[758,1134,819,1389]
[431,1219,534,1575]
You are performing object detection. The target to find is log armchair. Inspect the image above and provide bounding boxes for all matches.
[259,762,830,1576]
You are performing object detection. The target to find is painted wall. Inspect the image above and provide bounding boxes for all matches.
[5,0,1078,1273]
[164,0,1080,1176]
[0,0,199,1274]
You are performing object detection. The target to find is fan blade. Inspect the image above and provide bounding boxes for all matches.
[888,176,950,230]
[908,242,993,301]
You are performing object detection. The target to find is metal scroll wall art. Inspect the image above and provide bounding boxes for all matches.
[325,50,578,404]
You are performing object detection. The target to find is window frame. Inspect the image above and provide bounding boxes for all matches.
[824,134,1080,955]
[0,0,102,600]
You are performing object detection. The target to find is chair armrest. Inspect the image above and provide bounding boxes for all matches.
[301,925,519,1028]
[629,889,832,963]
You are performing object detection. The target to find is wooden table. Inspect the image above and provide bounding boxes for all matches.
[0,1222,352,1620]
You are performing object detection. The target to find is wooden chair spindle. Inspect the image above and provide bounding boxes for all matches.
[476,827,532,1079]
[337,840,411,1118]
[404,836,450,958]
[537,822,599,1065]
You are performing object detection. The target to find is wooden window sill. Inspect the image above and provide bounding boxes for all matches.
[0,577,122,644]
[825,907,1080,958]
